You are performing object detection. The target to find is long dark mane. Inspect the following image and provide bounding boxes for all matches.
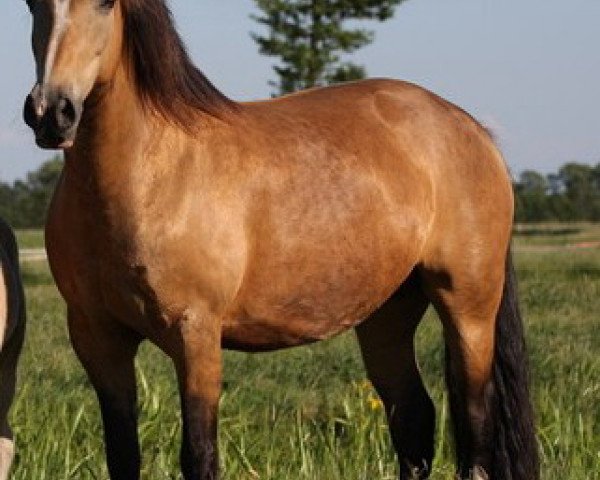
[121,0,237,127]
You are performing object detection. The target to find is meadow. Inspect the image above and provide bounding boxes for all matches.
[8,225,600,479]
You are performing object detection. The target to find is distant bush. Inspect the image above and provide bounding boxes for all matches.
[514,162,600,222]
[0,156,63,228]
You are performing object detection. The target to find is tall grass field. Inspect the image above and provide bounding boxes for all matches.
[9,224,600,479]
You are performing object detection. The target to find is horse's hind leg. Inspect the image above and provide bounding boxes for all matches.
[356,273,433,479]
[0,317,24,480]
[420,256,502,480]
[67,308,142,480]
[422,250,538,480]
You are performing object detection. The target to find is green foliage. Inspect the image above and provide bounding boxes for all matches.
[0,156,63,229]
[514,162,600,222]
[251,0,406,95]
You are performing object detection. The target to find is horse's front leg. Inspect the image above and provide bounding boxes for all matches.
[173,315,222,480]
[0,315,24,480]
[67,308,142,480]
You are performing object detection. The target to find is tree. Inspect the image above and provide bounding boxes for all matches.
[251,0,406,95]
[558,163,600,220]
[512,162,600,222]
[517,170,548,195]
[514,171,552,222]
[20,156,64,227]
[0,156,63,228]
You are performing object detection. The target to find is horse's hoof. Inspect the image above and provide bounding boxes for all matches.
[471,466,489,480]
[399,464,429,479]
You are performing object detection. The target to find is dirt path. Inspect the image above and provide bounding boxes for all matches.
[514,241,600,253]
[20,248,47,263]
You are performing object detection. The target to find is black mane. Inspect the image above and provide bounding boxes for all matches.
[122,0,237,127]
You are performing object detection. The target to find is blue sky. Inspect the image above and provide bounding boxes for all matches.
[1,0,599,181]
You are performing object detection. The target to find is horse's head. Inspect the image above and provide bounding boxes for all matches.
[23,0,122,149]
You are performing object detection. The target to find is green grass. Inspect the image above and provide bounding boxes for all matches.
[513,222,600,248]
[14,230,45,250]
[8,227,600,479]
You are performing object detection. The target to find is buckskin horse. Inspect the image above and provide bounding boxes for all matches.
[0,219,25,480]
[22,0,538,479]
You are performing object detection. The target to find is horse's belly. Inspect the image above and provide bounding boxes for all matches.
[222,291,383,352]
[223,231,422,351]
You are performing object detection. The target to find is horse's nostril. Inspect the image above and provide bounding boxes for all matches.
[56,96,77,130]
[23,94,39,129]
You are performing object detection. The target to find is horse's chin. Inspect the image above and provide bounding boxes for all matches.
[35,132,76,150]
[59,139,75,150]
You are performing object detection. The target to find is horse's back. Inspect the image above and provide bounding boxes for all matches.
[241,77,513,254]
[243,78,510,195]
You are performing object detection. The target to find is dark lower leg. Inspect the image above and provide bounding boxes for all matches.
[68,311,141,480]
[0,351,16,480]
[180,396,219,480]
[97,389,141,480]
[356,279,433,479]
[445,337,495,479]
[384,377,435,479]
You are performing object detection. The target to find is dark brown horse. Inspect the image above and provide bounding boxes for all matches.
[0,219,25,480]
[22,1,538,479]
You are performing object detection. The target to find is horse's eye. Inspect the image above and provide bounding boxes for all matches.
[99,0,116,10]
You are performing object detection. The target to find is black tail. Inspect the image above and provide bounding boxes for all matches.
[488,252,539,479]
[444,250,539,479]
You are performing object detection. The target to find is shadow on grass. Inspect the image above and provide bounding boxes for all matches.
[514,227,582,237]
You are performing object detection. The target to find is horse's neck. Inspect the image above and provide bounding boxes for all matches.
[66,66,143,177]
[65,64,166,196]
[61,63,207,235]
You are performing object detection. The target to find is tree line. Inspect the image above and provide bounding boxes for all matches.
[514,163,600,222]
[1,157,599,229]
[0,156,63,229]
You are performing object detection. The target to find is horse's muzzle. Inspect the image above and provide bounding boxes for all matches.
[23,85,81,150]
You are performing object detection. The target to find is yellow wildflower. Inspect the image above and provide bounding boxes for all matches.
[368,396,383,411]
